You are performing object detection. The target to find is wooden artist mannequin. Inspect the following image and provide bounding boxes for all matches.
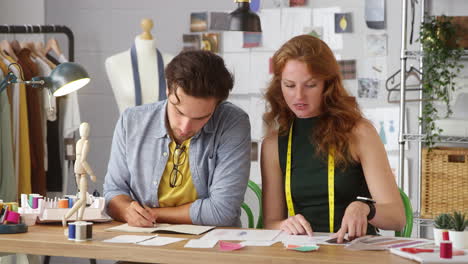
[62,122,96,226]
[105,18,173,113]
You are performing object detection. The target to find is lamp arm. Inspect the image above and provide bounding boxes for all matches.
[0,72,46,95]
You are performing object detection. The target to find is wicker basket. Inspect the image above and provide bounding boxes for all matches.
[421,147,468,219]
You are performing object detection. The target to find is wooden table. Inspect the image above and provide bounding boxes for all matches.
[0,222,416,264]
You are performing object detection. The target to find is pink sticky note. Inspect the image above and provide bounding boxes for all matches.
[219,241,245,251]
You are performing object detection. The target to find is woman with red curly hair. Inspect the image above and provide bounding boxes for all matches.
[261,35,405,243]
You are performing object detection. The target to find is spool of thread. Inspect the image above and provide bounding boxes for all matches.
[5,211,20,224]
[85,222,93,240]
[440,240,453,259]
[442,230,450,241]
[75,222,87,242]
[68,197,74,208]
[68,222,76,240]
[58,199,69,208]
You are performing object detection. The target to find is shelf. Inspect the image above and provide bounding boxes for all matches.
[403,134,468,143]
[404,50,468,60]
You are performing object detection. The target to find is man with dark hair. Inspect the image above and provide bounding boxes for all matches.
[104,50,251,227]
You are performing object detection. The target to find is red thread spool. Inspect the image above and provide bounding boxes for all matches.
[440,240,453,259]
[442,230,450,241]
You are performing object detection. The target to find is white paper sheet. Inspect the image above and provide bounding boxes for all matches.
[223,53,250,94]
[102,235,157,244]
[240,240,277,246]
[256,9,282,51]
[366,34,387,57]
[362,107,401,151]
[312,7,343,50]
[249,51,273,94]
[359,57,388,81]
[280,8,312,45]
[201,229,282,241]
[250,95,266,140]
[222,31,246,53]
[185,239,218,248]
[137,236,186,246]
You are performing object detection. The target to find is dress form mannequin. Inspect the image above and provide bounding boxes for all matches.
[62,122,96,226]
[105,18,174,113]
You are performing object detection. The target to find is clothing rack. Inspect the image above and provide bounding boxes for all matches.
[0,24,74,62]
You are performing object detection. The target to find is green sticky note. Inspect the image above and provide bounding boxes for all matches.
[289,246,319,252]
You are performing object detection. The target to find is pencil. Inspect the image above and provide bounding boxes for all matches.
[125,181,144,208]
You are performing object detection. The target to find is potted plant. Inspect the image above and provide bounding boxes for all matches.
[433,213,452,245]
[419,15,465,148]
[448,211,468,249]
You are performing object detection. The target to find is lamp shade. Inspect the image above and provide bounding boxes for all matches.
[47,62,90,97]
[228,0,262,32]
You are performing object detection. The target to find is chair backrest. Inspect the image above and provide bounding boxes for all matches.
[395,188,413,237]
[241,180,263,229]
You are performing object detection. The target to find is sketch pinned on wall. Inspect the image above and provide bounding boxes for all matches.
[358,78,380,99]
[243,32,262,48]
[312,7,343,50]
[251,0,261,12]
[366,34,387,56]
[338,60,356,80]
[335,13,353,33]
[190,12,208,32]
[202,33,220,53]
[303,26,323,39]
[182,34,201,51]
[362,107,404,151]
[360,57,387,80]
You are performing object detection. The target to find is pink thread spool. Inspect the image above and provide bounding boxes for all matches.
[5,211,20,224]
[440,240,453,259]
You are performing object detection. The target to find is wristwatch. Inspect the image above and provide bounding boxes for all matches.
[356,196,376,221]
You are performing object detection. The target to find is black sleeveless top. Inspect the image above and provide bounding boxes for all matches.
[278,117,376,234]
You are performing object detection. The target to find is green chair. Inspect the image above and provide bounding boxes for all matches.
[241,180,263,229]
[395,189,413,237]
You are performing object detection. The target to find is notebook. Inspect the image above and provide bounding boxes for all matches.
[105,223,215,235]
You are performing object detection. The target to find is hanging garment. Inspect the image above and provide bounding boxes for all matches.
[130,44,167,105]
[17,49,46,196]
[3,54,32,196]
[0,68,16,201]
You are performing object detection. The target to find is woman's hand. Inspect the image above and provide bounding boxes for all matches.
[279,214,313,236]
[335,201,370,243]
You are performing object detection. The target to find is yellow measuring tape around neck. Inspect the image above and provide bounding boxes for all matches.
[285,123,335,233]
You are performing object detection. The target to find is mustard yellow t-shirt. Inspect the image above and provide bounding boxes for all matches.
[158,138,198,207]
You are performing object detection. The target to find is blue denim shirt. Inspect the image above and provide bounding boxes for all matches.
[103,100,251,227]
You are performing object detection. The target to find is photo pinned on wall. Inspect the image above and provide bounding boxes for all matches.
[366,34,387,56]
[358,78,380,99]
[335,13,353,33]
[210,12,229,30]
[183,34,201,51]
[190,12,208,32]
[243,32,262,48]
[303,26,323,39]
[202,33,220,53]
[338,60,356,80]
[290,0,306,7]
[362,107,405,151]
[360,57,387,80]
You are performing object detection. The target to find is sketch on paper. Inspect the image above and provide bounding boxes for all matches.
[358,78,380,99]
[366,34,387,56]
[202,33,220,53]
[362,107,401,151]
